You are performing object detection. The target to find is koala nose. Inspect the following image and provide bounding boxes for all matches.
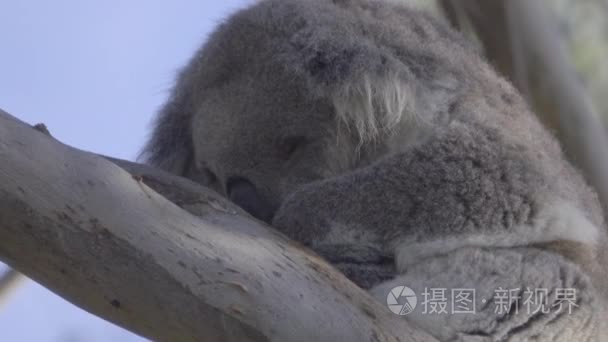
[226,176,275,223]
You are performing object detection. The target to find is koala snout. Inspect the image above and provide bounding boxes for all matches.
[226,176,275,223]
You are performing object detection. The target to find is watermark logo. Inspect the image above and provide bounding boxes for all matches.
[385,286,578,316]
[387,286,417,315]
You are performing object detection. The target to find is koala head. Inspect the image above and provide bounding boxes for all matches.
[142,0,468,222]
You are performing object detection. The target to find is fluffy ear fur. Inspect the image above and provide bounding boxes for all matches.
[316,55,460,146]
[138,104,193,175]
[138,65,197,175]
[286,34,420,143]
[332,73,416,143]
[279,2,461,144]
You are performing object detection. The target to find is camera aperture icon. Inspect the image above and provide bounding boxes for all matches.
[387,286,417,315]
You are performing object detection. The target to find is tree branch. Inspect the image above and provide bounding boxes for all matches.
[0,108,435,341]
[0,268,24,308]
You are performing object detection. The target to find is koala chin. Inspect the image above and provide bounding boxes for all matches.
[142,0,608,340]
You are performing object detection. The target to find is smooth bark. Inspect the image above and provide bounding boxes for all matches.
[0,109,435,342]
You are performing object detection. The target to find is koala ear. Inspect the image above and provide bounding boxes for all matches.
[292,43,415,143]
[331,71,417,143]
[138,84,194,175]
[292,38,457,144]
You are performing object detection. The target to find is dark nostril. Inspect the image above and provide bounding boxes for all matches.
[226,176,275,222]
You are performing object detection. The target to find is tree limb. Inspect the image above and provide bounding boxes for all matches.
[0,108,435,341]
[0,268,24,308]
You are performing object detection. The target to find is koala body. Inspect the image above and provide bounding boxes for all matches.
[142,0,608,340]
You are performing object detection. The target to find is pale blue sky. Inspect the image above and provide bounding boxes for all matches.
[0,1,252,340]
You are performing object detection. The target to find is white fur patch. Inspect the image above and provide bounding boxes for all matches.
[331,72,459,146]
[332,74,417,144]
[534,201,599,245]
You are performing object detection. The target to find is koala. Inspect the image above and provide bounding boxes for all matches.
[141,0,608,340]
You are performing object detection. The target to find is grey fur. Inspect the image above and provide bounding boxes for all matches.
[141,0,608,340]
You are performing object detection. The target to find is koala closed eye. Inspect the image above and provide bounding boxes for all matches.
[278,135,308,160]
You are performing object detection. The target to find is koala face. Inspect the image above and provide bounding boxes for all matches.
[189,71,355,222]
